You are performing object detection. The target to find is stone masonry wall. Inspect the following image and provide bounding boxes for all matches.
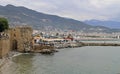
[10,26,33,52]
[0,33,10,58]
[0,26,33,58]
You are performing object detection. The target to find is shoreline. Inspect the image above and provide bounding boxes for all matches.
[0,51,23,69]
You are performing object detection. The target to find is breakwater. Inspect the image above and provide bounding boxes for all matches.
[54,42,120,49]
[80,42,120,46]
[29,41,120,54]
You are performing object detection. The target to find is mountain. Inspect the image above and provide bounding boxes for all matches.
[85,20,120,29]
[0,4,120,33]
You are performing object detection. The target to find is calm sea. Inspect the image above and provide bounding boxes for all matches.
[1,46,120,74]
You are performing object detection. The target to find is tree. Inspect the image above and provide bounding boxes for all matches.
[0,17,9,32]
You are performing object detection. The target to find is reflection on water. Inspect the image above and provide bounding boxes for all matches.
[1,47,120,74]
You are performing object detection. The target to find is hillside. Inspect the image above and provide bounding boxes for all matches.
[0,4,119,33]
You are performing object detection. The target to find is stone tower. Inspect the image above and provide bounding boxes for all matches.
[9,26,33,52]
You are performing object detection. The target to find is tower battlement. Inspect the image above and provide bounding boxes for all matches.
[0,32,9,40]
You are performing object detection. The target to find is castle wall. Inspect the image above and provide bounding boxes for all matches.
[0,34,10,58]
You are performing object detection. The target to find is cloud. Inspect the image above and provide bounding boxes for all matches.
[0,0,120,21]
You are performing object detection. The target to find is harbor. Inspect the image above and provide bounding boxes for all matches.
[0,2,120,74]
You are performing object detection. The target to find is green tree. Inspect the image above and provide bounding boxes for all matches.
[0,18,9,32]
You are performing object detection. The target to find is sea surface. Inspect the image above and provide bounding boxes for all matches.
[1,46,120,74]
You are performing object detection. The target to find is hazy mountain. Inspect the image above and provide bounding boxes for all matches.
[0,4,119,33]
[85,20,120,29]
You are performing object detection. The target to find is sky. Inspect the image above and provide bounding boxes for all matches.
[0,0,120,21]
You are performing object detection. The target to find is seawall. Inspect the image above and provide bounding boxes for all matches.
[80,42,120,46]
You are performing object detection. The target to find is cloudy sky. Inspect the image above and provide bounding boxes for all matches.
[0,0,120,21]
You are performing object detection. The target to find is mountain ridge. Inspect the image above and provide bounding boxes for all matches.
[85,19,120,29]
[0,4,120,33]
